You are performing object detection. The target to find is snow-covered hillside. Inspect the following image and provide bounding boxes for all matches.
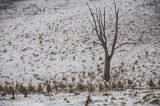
[0,0,160,106]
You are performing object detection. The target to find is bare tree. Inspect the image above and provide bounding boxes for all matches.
[87,3,120,81]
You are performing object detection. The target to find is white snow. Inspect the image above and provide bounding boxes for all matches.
[0,0,160,105]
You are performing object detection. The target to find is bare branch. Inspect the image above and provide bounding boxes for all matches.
[103,7,107,43]
[109,3,119,59]
[86,3,104,43]
[114,42,134,50]
[96,9,104,42]
[99,8,105,42]
[89,20,95,29]
[100,8,108,55]
[86,4,98,34]
[91,41,103,45]
[87,3,109,55]
[98,10,104,42]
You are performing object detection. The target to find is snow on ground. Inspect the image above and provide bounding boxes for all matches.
[0,0,160,106]
[0,90,160,106]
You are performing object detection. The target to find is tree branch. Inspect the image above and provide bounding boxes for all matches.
[98,11,104,43]
[99,8,106,43]
[96,9,104,43]
[91,41,103,46]
[109,3,119,59]
[87,3,109,56]
[103,7,107,43]
[86,3,104,43]
[114,42,134,50]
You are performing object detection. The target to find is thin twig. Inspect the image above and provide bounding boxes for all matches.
[114,42,134,50]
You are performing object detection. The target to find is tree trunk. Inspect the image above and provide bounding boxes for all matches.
[104,50,110,82]
[87,3,119,82]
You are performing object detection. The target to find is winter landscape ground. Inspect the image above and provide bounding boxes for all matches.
[0,0,160,106]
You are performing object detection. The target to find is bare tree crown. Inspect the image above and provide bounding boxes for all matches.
[87,2,119,60]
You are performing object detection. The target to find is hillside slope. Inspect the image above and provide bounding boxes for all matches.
[0,0,160,106]
[0,0,159,84]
